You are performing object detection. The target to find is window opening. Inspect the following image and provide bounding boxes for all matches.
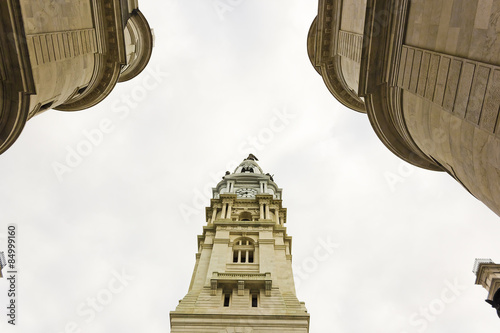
[232,238,255,264]
[240,211,252,221]
[223,293,230,307]
[252,294,258,307]
[241,251,246,263]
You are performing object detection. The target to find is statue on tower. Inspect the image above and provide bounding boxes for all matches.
[246,154,259,161]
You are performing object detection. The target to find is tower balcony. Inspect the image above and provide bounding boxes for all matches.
[211,272,272,297]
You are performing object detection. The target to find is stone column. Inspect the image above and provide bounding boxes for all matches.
[221,203,227,219]
[227,203,232,220]
[211,208,217,223]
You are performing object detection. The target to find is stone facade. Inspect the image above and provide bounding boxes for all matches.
[170,156,310,332]
[308,0,500,216]
[474,259,500,318]
[0,0,153,154]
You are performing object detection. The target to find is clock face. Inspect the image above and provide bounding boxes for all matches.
[236,188,257,198]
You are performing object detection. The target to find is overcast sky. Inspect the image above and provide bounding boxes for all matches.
[1,1,500,332]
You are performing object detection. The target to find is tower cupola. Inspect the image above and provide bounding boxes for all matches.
[234,154,264,174]
[213,154,282,200]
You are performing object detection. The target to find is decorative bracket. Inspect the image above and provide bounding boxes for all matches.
[211,279,217,296]
[238,280,245,296]
[210,272,272,296]
[265,280,272,297]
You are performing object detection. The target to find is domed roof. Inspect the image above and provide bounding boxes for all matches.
[212,155,281,199]
[233,154,264,175]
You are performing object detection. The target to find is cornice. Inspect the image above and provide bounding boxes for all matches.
[308,0,366,113]
[0,0,35,94]
[220,194,237,199]
[202,225,216,232]
[273,225,287,232]
[216,226,274,234]
[0,86,30,154]
[55,0,127,111]
[215,172,277,190]
[0,0,34,154]
[118,9,154,82]
[209,200,222,208]
[170,312,311,321]
[364,87,441,170]
[359,0,441,171]
[307,16,321,74]
[207,198,284,216]
[475,263,500,286]
[214,220,276,228]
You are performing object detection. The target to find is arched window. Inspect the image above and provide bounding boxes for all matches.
[232,238,255,263]
[241,166,254,173]
[239,211,252,221]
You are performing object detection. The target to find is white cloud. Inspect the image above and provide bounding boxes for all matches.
[0,0,499,332]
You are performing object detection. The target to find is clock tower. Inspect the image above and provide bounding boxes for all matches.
[170,155,310,332]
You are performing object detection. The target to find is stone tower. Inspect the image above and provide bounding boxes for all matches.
[170,155,310,332]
